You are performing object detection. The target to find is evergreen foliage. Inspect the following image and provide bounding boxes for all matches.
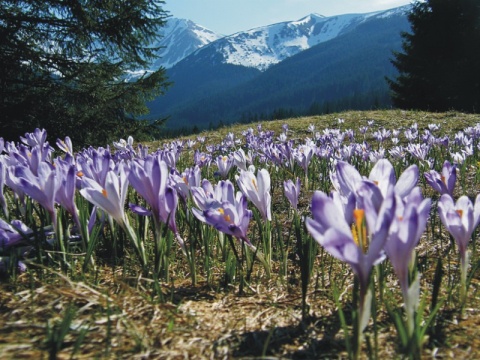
[388,0,480,113]
[0,0,171,147]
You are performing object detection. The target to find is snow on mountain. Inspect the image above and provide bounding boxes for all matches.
[149,18,221,69]
[187,5,410,71]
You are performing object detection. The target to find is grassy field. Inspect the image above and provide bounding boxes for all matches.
[1,109,480,359]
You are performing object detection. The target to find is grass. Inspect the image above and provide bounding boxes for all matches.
[1,109,480,359]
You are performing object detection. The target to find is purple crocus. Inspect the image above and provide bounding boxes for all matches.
[128,155,184,250]
[10,162,59,227]
[438,193,480,306]
[55,160,82,235]
[306,186,396,339]
[284,178,301,212]
[0,218,33,248]
[170,165,201,202]
[192,188,253,246]
[236,168,272,221]
[80,162,148,265]
[233,148,248,171]
[306,188,395,292]
[333,159,418,201]
[79,163,129,227]
[294,144,315,177]
[424,160,456,196]
[438,193,480,267]
[384,188,431,334]
[214,155,234,178]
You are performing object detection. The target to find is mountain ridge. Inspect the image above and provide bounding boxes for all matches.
[146,5,411,131]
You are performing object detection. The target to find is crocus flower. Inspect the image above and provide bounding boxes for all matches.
[424,160,456,196]
[306,187,395,292]
[128,155,184,250]
[128,155,169,223]
[55,160,82,234]
[215,155,234,178]
[294,144,315,176]
[192,188,253,246]
[438,193,480,306]
[170,165,201,202]
[306,186,396,340]
[438,194,480,266]
[79,164,129,227]
[57,136,73,155]
[0,219,33,248]
[284,178,301,211]
[10,162,59,227]
[76,147,114,187]
[236,168,272,221]
[333,159,418,202]
[233,148,248,171]
[384,188,431,335]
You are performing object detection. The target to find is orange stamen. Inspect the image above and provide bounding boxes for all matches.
[102,189,108,197]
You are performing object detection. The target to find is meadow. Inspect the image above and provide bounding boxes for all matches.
[1,109,480,359]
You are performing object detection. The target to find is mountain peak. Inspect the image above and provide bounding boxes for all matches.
[149,17,221,69]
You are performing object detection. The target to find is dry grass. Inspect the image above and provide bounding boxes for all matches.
[1,110,480,359]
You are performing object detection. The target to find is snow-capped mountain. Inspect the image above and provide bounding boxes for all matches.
[150,17,221,69]
[181,5,410,71]
[147,5,411,129]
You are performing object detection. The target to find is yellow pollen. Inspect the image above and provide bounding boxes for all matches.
[222,156,228,161]
[373,180,379,186]
[252,178,258,191]
[102,189,108,197]
[456,209,463,218]
[218,208,224,215]
[352,209,368,253]
[351,224,360,245]
[183,176,188,185]
[77,171,84,177]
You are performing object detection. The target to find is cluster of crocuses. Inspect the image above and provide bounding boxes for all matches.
[425,160,480,307]
[306,158,430,338]
[0,129,187,272]
[0,128,274,274]
[0,119,479,279]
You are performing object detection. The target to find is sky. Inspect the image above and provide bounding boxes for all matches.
[163,0,413,35]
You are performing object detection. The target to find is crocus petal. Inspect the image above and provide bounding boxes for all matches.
[129,204,152,216]
[369,159,396,197]
[311,191,351,235]
[395,164,418,198]
[335,161,363,196]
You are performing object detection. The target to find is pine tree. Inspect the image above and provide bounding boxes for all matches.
[388,0,480,113]
[0,0,171,146]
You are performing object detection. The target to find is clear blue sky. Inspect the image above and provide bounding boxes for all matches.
[163,0,413,35]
